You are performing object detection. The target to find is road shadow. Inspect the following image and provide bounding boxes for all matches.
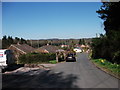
[2,69,79,89]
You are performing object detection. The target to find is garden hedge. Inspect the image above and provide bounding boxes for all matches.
[18,52,56,64]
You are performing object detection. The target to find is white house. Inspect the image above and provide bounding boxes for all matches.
[73,48,82,53]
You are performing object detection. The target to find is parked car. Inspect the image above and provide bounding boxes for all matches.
[66,53,76,62]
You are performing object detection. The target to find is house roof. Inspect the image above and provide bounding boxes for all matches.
[80,44,86,48]
[39,45,59,53]
[9,44,35,53]
[34,48,48,53]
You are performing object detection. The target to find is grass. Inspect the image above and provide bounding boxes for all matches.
[49,60,57,64]
[91,58,120,79]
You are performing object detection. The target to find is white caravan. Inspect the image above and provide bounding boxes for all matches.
[0,49,15,69]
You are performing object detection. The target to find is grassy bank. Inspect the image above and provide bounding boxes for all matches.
[91,58,120,79]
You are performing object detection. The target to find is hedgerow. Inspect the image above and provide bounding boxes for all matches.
[18,52,56,64]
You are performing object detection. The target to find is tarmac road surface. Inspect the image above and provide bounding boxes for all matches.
[2,53,119,89]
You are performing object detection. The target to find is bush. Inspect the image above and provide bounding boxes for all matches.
[112,51,120,64]
[18,53,56,64]
[91,34,120,64]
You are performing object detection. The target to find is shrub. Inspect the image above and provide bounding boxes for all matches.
[112,51,120,64]
[18,53,56,64]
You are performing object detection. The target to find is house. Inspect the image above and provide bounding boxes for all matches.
[35,45,59,53]
[80,44,86,48]
[80,44,90,52]
[73,47,82,53]
[74,44,81,48]
[61,45,69,48]
[8,44,35,60]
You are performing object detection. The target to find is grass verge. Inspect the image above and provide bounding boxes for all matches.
[91,59,120,79]
[49,60,57,64]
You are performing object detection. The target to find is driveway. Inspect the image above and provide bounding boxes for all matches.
[2,53,119,89]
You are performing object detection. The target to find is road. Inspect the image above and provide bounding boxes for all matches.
[2,53,119,88]
[51,53,119,88]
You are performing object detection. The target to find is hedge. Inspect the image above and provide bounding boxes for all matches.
[18,52,56,64]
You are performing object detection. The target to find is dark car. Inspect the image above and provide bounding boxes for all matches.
[66,53,76,62]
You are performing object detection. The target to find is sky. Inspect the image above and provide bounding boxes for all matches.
[2,2,105,39]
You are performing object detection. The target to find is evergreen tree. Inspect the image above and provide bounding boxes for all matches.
[2,35,8,49]
[8,36,14,45]
[79,39,82,45]
[20,38,27,44]
[14,37,20,44]
[92,2,120,64]
[2,35,27,49]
